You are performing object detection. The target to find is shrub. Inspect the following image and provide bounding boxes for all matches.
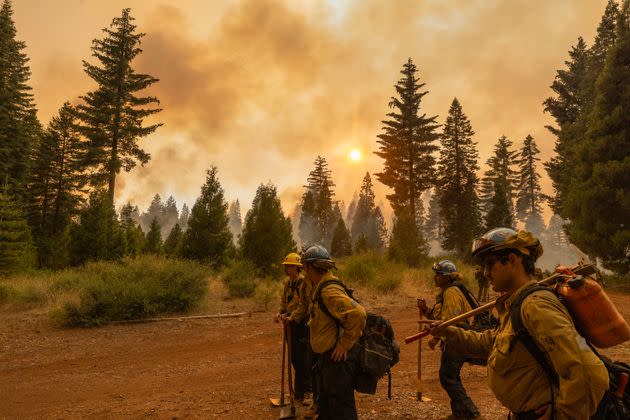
[254,279,281,310]
[340,252,403,293]
[57,256,208,327]
[342,252,379,286]
[223,259,258,298]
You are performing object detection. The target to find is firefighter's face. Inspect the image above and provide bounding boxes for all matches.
[284,265,299,279]
[483,253,517,292]
[433,273,450,289]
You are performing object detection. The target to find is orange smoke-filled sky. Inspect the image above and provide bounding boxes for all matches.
[12,0,607,221]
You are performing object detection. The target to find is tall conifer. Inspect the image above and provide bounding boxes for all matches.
[74,8,162,202]
[437,98,482,256]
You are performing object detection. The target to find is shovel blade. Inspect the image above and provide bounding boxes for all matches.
[279,404,296,419]
[269,396,290,407]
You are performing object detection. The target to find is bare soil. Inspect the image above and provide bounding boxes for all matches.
[1,291,629,420]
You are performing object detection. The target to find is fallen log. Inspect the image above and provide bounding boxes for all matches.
[111,312,249,325]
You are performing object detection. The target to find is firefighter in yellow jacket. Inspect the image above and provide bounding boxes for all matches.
[303,244,366,420]
[429,228,609,420]
[276,252,312,402]
[422,260,481,420]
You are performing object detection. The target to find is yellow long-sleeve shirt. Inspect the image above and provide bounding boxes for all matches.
[289,278,312,324]
[442,280,609,419]
[308,272,367,354]
[279,274,305,315]
[428,284,474,322]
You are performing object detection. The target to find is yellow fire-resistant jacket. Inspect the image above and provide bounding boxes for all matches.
[289,278,312,324]
[308,272,367,354]
[442,280,609,419]
[279,274,306,316]
[428,284,474,322]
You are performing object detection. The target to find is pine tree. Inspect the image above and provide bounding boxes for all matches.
[298,189,317,246]
[228,199,242,243]
[516,135,544,234]
[424,190,442,242]
[388,211,427,266]
[0,0,40,197]
[181,167,233,267]
[543,37,590,213]
[584,0,620,109]
[376,58,439,263]
[120,202,144,256]
[437,98,482,256]
[163,223,183,257]
[179,203,190,230]
[375,58,440,219]
[351,173,375,241]
[346,191,358,228]
[299,156,337,246]
[0,181,35,273]
[74,8,162,203]
[141,194,163,231]
[480,136,517,219]
[349,173,388,250]
[312,160,336,245]
[161,195,179,237]
[371,206,388,249]
[239,182,295,275]
[354,233,369,254]
[27,102,86,267]
[144,217,163,254]
[484,178,514,230]
[564,1,630,272]
[70,190,124,265]
[330,218,352,258]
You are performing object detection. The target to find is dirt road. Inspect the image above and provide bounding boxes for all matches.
[1,292,629,419]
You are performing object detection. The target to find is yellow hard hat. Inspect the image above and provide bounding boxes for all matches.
[282,252,303,267]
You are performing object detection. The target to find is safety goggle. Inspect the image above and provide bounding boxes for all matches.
[471,237,494,254]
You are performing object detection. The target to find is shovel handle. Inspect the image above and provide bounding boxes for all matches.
[279,323,287,405]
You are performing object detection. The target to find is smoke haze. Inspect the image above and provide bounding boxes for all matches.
[13,0,607,226]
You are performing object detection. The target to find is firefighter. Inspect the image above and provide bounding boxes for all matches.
[475,265,490,303]
[276,252,312,402]
[428,228,609,419]
[421,260,481,420]
[303,244,366,420]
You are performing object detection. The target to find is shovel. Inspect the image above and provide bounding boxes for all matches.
[279,323,297,419]
[270,323,290,407]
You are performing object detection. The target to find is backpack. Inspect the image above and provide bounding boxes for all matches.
[446,281,498,331]
[510,283,630,420]
[314,279,400,396]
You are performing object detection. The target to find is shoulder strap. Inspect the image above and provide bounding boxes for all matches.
[509,284,560,387]
[450,281,480,310]
[314,279,348,327]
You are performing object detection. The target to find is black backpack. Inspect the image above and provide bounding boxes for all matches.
[314,279,400,396]
[510,283,630,420]
[444,281,498,331]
